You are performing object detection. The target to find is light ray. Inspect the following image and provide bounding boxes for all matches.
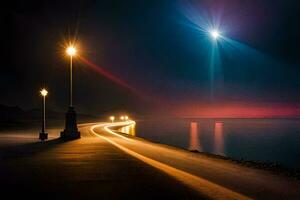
[78,55,141,96]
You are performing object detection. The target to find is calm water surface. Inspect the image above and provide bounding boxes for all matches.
[122,119,300,170]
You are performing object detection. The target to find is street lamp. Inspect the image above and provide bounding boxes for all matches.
[110,116,115,123]
[60,45,80,140]
[67,46,76,57]
[120,116,125,121]
[39,88,48,140]
[124,115,129,121]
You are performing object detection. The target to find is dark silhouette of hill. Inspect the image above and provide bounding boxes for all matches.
[0,104,95,129]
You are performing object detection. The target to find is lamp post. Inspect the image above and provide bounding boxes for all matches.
[66,46,76,107]
[60,45,80,140]
[39,88,48,140]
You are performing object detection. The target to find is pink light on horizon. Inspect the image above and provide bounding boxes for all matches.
[170,102,300,118]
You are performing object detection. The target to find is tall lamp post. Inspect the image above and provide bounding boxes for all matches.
[39,88,48,140]
[60,45,81,139]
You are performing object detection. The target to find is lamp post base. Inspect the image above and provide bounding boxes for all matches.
[60,106,80,140]
[39,132,48,141]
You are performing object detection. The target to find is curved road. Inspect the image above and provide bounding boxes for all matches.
[0,121,300,199]
[87,121,300,200]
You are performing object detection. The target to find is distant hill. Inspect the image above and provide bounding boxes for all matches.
[0,105,26,123]
[0,104,96,129]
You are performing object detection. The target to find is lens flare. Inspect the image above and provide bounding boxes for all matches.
[78,55,141,96]
[40,89,48,97]
[66,46,76,56]
[210,29,220,40]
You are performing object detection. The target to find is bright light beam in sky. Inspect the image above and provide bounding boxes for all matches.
[78,55,170,108]
[180,1,226,100]
[78,55,142,97]
[208,29,222,100]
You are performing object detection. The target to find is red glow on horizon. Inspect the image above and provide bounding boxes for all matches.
[171,102,300,118]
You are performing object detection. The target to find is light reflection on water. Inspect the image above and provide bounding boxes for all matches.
[119,123,136,136]
[214,122,224,156]
[188,121,224,155]
[189,122,201,151]
[135,119,300,170]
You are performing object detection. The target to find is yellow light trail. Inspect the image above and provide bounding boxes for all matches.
[90,122,252,200]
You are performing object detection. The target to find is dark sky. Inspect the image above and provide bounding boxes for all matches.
[3,0,300,117]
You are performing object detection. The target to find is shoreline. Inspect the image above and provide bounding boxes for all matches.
[1,123,300,180]
[189,150,300,180]
[0,121,300,180]
[114,128,300,180]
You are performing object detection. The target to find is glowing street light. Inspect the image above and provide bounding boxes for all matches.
[39,88,48,140]
[61,44,80,139]
[41,89,48,97]
[120,116,125,121]
[209,29,220,40]
[110,116,115,123]
[124,115,129,121]
[66,46,76,56]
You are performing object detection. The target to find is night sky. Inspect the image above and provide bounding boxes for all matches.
[3,0,300,117]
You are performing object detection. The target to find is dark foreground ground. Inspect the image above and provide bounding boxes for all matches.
[0,127,203,199]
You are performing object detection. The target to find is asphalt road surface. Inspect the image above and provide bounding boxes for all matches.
[0,121,300,199]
